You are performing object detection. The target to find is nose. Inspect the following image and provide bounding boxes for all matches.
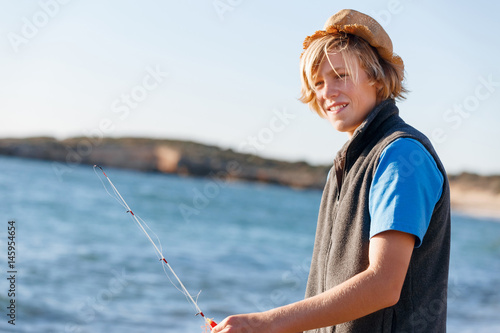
[321,80,339,100]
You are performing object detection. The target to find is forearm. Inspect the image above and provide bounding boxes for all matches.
[212,232,414,333]
[266,267,398,333]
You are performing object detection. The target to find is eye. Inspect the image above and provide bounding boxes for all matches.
[314,80,324,88]
[336,73,348,79]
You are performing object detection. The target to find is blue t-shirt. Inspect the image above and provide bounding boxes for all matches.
[369,138,444,247]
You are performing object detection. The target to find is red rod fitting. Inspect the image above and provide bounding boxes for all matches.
[208,319,217,328]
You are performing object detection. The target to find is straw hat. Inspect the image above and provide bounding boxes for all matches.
[303,9,404,78]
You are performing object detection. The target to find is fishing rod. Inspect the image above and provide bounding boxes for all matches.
[93,165,217,330]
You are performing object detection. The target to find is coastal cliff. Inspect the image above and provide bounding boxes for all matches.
[0,137,330,189]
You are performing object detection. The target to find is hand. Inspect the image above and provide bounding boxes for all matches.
[211,312,272,333]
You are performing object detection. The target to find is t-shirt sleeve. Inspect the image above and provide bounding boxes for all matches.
[369,138,444,248]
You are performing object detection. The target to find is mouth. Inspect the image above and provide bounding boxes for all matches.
[326,103,348,114]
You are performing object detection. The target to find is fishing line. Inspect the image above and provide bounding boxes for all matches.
[93,165,217,330]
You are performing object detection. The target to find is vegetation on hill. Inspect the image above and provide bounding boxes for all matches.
[0,136,330,189]
[448,172,500,194]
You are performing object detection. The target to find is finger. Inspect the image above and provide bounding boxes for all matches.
[211,318,228,333]
[211,326,229,333]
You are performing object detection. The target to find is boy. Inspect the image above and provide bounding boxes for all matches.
[212,9,450,333]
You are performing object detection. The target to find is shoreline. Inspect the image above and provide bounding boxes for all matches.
[1,137,499,221]
[0,136,330,189]
[450,183,500,221]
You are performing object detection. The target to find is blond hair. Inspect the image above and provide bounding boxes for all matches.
[299,33,407,116]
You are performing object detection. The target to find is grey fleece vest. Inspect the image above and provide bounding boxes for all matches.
[305,100,451,333]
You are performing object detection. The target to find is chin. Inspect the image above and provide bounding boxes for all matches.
[328,121,347,132]
[330,123,357,136]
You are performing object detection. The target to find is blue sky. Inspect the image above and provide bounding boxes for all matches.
[0,0,499,174]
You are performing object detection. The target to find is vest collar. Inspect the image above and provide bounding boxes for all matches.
[350,99,399,147]
[333,99,400,196]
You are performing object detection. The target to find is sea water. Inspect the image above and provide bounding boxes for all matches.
[0,156,498,332]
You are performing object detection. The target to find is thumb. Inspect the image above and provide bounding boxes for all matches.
[210,321,222,333]
[211,317,229,333]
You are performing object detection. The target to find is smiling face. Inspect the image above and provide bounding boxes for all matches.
[314,52,379,137]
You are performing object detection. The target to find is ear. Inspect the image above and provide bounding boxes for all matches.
[372,80,385,104]
[371,79,383,90]
[373,80,385,99]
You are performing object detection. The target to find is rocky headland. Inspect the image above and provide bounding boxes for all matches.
[0,136,330,189]
[1,137,499,219]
